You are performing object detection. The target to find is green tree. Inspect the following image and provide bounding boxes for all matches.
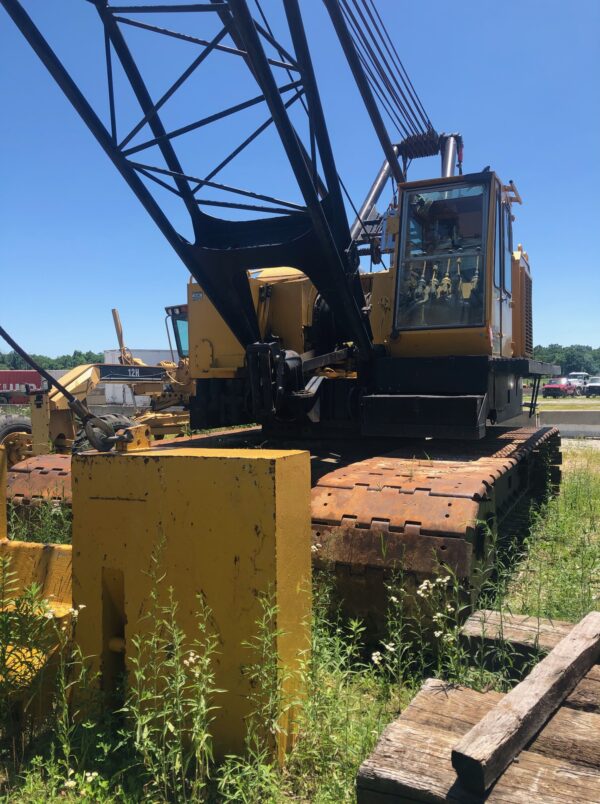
[0,350,104,371]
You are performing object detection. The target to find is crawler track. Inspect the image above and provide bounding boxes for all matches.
[6,426,560,636]
[311,426,560,633]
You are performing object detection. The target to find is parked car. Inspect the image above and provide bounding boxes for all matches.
[542,377,581,398]
[585,376,600,397]
[567,371,590,389]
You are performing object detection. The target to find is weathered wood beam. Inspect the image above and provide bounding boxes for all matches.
[451,611,600,794]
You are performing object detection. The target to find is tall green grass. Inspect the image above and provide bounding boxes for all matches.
[7,502,72,545]
[507,443,600,622]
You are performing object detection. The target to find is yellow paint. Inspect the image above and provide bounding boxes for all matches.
[72,446,312,759]
[0,446,6,538]
[511,246,533,358]
[47,364,102,410]
[188,268,318,377]
[188,281,248,374]
[0,539,73,618]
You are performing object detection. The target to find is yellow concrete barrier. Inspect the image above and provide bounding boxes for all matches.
[72,446,312,759]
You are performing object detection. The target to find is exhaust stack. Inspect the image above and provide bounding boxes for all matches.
[440,133,463,177]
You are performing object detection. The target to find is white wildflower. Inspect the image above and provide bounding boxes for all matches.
[389,595,399,604]
[78,604,86,610]
[433,630,443,638]
[446,603,454,613]
[63,779,77,789]
[416,579,432,598]
[371,651,382,666]
[43,612,54,620]
[383,642,395,652]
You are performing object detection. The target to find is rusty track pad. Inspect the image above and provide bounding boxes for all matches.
[7,455,72,505]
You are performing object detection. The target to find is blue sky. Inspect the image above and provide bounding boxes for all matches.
[1,0,599,355]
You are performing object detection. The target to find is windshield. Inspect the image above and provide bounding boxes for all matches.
[589,377,600,383]
[395,183,487,330]
[548,378,567,385]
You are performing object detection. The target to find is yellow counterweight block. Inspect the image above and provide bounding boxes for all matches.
[72,446,312,759]
[1,446,5,538]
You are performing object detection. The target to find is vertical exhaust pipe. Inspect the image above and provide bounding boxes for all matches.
[440,133,463,177]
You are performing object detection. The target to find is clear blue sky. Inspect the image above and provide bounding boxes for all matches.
[1,0,599,355]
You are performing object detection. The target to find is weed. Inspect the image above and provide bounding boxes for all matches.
[282,573,391,802]
[7,502,72,545]
[122,547,221,802]
[507,442,600,621]
[0,555,54,751]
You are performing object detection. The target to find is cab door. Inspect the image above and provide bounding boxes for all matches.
[491,186,503,355]
[491,186,513,356]
[500,200,513,355]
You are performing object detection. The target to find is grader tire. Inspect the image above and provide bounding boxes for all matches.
[72,414,135,454]
[0,415,32,442]
[0,414,33,468]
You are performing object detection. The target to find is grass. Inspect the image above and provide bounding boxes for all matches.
[507,442,600,621]
[1,440,598,801]
[523,392,600,411]
[7,502,72,545]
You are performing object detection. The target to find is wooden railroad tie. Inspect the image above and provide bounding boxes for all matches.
[451,610,600,794]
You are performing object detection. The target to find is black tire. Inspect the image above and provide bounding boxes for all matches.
[72,414,135,454]
[0,395,9,405]
[0,414,32,444]
[575,388,582,397]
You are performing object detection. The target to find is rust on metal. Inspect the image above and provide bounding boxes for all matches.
[312,426,560,571]
[7,454,72,505]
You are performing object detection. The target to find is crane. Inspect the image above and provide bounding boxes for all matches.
[1,0,561,632]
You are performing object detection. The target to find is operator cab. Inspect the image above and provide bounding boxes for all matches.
[389,170,518,359]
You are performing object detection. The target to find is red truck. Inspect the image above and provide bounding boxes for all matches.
[0,370,42,403]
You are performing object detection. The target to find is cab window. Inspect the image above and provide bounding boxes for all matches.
[395,182,487,330]
[172,316,189,358]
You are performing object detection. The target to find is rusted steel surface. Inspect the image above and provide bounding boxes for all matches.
[312,426,560,570]
[7,454,72,505]
[5,427,559,547]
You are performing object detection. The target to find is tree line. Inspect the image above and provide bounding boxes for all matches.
[1,344,599,375]
[0,350,104,371]
[533,344,600,375]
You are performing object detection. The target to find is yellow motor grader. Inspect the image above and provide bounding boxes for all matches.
[0,307,193,501]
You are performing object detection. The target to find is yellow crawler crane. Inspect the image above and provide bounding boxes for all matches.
[175,170,560,632]
[1,0,560,639]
